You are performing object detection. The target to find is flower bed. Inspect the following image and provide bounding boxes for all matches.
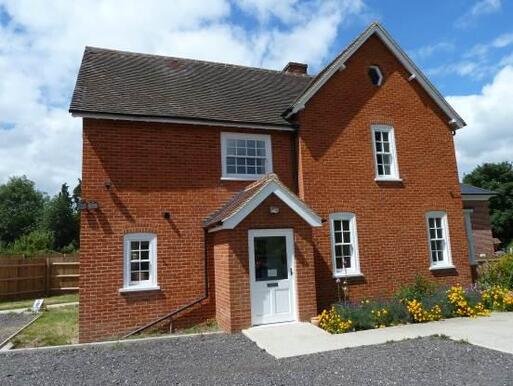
[318,276,513,334]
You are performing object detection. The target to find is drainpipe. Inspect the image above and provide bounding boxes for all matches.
[122,228,209,338]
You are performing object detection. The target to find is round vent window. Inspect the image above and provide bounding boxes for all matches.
[368,65,383,86]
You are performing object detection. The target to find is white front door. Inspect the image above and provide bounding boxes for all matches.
[249,229,296,325]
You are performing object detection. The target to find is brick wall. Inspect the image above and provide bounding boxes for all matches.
[296,35,472,308]
[464,200,495,258]
[79,119,295,342]
[212,194,317,332]
[80,33,474,341]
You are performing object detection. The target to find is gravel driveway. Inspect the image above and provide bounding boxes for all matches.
[0,313,37,345]
[1,333,513,385]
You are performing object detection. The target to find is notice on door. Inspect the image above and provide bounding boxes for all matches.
[267,269,277,277]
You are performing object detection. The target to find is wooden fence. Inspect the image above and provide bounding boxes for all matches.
[0,255,79,301]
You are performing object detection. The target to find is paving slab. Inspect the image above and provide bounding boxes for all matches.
[242,312,513,358]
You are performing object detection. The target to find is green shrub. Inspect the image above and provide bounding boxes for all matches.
[394,274,438,302]
[478,254,513,290]
[335,299,409,330]
[0,230,54,256]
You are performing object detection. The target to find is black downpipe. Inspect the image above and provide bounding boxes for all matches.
[122,228,209,339]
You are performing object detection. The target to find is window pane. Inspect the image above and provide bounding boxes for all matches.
[140,250,149,260]
[341,220,350,231]
[226,157,235,166]
[227,166,236,173]
[236,147,246,156]
[254,236,288,281]
[383,142,390,153]
[140,261,149,271]
[436,228,443,238]
[343,231,350,243]
[384,164,391,175]
[257,148,265,156]
[140,271,150,281]
[256,140,265,149]
[335,245,342,257]
[377,165,384,175]
[334,232,342,243]
[429,218,435,228]
[130,241,139,250]
[256,166,265,174]
[335,257,343,270]
[435,218,442,228]
[334,220,341,232]
[247,140,255,148]
[342,245,351,257]
[382,132,389,142]
[382,154,391,166]
[131,262,139,272]
[343,256,352,268]
[430,229,436,239]
[376,142,382,152]
[140,241,149,250]
[227,146,236,155]
[374,131,381,141]
[227,139,236,147]
[247,147,256,156]
[237,166,245,174]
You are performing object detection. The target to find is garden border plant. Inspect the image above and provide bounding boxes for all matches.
[318,261,513,335]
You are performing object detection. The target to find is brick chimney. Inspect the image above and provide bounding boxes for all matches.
[282,62,308,75]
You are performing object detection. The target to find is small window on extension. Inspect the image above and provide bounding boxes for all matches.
[368,65,383,87]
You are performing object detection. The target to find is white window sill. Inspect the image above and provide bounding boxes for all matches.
[119,285,160,293]
[221,176,266,181]
[374,177,403,182]
[429,264,455,271]
[333,272,364,278]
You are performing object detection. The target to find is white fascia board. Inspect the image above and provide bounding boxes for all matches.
[462,194,494,201]
[286,24,465,129]
[217,182,322,231]
[72,112,295,132]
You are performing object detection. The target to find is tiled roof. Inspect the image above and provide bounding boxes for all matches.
[203,174,321,229]
[460,183,496,196]
[70,47,312,127]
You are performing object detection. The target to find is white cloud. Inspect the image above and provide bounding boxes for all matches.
[455,0,502,28]
[409,41,454,60]
[0,0,366,194]
[448,65,513,177]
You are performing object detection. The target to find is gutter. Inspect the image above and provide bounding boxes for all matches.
[122,228,209,338]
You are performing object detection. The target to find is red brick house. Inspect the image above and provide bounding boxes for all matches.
[70,23,493,343]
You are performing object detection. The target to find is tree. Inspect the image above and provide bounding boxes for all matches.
[463,162,513,244]
[41,183,79,250]
[0,176,46,244]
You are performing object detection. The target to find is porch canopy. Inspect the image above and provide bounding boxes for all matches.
[204,174,322,232]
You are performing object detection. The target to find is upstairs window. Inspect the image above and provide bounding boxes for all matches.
[368,65,383,86]
[426,212,453,269]
[122,233,158,292]
[371,125,400,180]
[329,212,361,277]
[221,132,273,180]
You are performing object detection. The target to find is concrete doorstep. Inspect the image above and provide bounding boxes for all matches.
[242,312,513,359]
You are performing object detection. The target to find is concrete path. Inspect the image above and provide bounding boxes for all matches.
[242,312,513,358]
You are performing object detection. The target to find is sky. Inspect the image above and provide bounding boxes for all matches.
[0,0,512,194]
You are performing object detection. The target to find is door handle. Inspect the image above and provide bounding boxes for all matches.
[289,267,293,276]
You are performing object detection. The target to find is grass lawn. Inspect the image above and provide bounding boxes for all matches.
[12,305,78,348]
[0,293,78,311]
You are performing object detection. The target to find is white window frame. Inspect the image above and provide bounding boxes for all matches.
[371,125,401,181]
[120,233,159,292]
[368,65,383,86]
[221,132,273,180]
[425,211,454,270]
[329,212,362,277]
